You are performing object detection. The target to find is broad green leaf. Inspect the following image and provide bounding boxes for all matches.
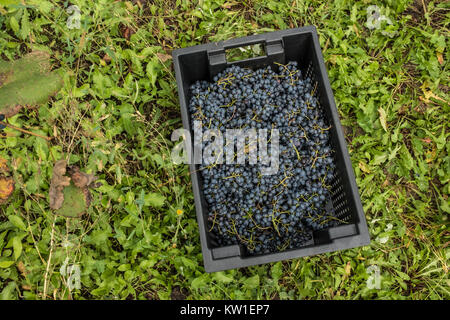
[400,144,415,170]
[12,237,22,260]
[20,9,30,40]
[0,261,15,268]
[271,261,283,281]
[0,281,16,299]
[242,274,259,290]
[213,272,233,284]
[146,59,159,87]
[9,16,19,33]
[144,192,165,208]
[180,257,197,270]
[8,215,27,231]
[191,276,207,290]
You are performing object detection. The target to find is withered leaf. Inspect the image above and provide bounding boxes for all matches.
[156,52,172,63]
[83,187,93,208]
[0,176,14,204]
[0,157,9,173]
[17,261,27,277]
[68,165,98,188]
[49,160,99,217]
[102,54,112,63]
[49,160,71,210]
[120,24,135,40]
[1,104,23,118]
[437,52,444,65]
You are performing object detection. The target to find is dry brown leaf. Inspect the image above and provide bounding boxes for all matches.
[344,261,352,276]
[0,176,14,204]
[68,166,98,188]
[17,261,27,277]
[83,187,93,208]
[352,24,360,37]
[49,160,71,210]
[78,33,86,54]
[125,1,135,11]
[120,24,135,40]
[0,157,8,173]
[329,55,338,65]
[156,52,172,63]
[425,147,437,163]
[1,104,23,118]
[437,52,444,65]
[22,284,32,291]
[49,161,100,217]
[358,161,370,173]
[221,1,240,9]
[0,157,14,204]
[102,54,112,63]
[420,83,447,104]
[378,107,388,132]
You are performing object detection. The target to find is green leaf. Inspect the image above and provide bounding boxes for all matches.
[121,113,136,135]
[0,261,15,268]
[435,127,446,150]
[242,274,259,290]
[92,70,112,99]
[144,192,165,208]
[34,137,49,161]
[357,98,377,133]
[372,152,388,165]
[9,16,19,34]
[271,262,283,282]
[8,215,27,231]
[20,8,30,40]
[118,264,131,271]
[440,197,450,214]
[395,270,410,281]
[27,0,54,13]
[180,257,197,270]
[55,182,87,218]
[12,237,22,260]
[0,281,16,299]
[146,59,159,87]
[0,51,63,117]
[213,272,233,284]
[191,276,207,290]
[400,144,414,170]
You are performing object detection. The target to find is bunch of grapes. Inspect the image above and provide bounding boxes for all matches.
[188,62,339,255]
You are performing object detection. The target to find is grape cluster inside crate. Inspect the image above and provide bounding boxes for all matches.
[173,27,370,272]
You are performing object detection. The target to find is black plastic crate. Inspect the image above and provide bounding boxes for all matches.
[172,26,370,272]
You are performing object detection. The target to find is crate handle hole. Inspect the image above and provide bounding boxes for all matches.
[225,43,265,63]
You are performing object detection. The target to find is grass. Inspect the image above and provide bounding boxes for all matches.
[0,0,448,300]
